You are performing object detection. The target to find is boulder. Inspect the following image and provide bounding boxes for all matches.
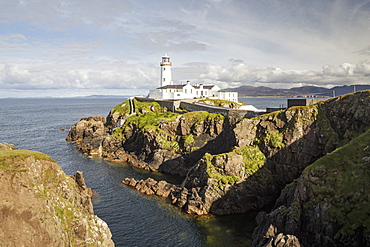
[66,116,107,156]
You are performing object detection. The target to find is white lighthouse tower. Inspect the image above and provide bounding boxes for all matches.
[160,55,172,87]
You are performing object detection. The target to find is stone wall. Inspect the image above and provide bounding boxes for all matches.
[136,97,262,123]
[180,102,262,123]
[135,97,178,112]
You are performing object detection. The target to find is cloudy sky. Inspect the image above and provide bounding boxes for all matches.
[1,0,370,97]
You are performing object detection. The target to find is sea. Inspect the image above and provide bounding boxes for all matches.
[0,97,288,247]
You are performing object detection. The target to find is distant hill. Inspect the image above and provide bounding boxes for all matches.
[224,84,370,97]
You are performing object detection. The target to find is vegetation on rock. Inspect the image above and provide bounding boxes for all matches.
[0,144,114,246]
[203,153,242,188]
[67,90,370,246]
[234,145,266,175]
[0,148,53,172]
[196,97,241,109]
[182,110,225,123]
[263,130,285,148]
[109,101,225,155]
[305,128,370,240]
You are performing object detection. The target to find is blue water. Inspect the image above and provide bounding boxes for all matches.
[239,97,288,110]
[0,97,267,247]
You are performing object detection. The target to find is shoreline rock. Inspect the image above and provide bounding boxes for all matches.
[122,177,178,197]
[0,143,114,246]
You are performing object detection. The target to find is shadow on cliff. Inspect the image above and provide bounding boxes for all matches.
[209,93,370,215]
[209,124,324,215]
[158,117,239,177]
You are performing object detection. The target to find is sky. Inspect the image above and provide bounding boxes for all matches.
[1,0,370,98]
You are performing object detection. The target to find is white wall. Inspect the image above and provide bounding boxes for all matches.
[149,86,238,102]
[216,92,238,102]
[160,65,172,87]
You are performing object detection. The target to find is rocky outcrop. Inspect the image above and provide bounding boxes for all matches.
[67,92,370,245]
[0,143,114,246]
[74,170,94,198]
[67,99,229,176]
[122,177,177,197]
[252,128,370,247]
[164,91,370,216]
[68,92,370,215]
[66,116,107,157]
[253,222,301,247]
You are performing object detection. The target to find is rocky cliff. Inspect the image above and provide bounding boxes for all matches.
[67,99,230,176]
[252,128,370,247]
[0,143,114,246]
[123,91,370,217]
[68,91,370,246]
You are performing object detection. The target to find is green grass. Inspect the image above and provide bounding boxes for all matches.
[233,146,266,175]
[0,149,53,172]
[264,130,285,148]
[201,145,266,189]
[110,101,130,115]
[184,134,195,144]
[303,129,370,238]
[133,99,166,115]
[111,103,224,153]
[110,98,167,116]
[125,111,178,129]
[182,111,225,123]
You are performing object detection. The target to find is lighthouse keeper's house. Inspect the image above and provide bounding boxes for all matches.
[148,55,238,102]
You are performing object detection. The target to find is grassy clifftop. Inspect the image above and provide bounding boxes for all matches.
[0,148,53,171]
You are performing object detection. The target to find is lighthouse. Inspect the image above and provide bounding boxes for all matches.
[160,55,172,87]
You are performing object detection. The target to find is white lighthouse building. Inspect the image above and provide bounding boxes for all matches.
[149,55,238,102]
[160,55,172,87]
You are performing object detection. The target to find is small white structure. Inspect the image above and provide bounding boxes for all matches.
[149,55,238,102]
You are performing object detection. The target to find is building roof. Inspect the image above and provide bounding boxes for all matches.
[157,85,185,89]
[157,84,217,90]
[193,85,215,89]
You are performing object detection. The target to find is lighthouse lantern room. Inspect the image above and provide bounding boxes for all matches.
[160,55,172,87]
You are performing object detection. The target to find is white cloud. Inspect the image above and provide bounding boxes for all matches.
[198,61,370,88]
[1,0,370,97]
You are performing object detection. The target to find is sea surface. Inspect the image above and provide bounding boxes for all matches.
[239,97,289,110]
[0,97,284,247]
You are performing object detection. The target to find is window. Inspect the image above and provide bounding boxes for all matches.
[185,89,187,94]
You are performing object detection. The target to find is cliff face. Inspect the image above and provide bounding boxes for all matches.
[67,99,230,176]
[253,128,370,247]
[155,92,364,216]
[67,91,370,246]
[0,143,114,246]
